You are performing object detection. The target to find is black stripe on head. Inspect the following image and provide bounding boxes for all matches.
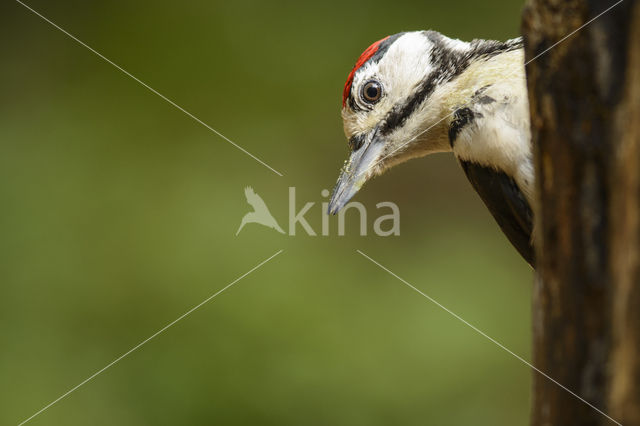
[368,32,406,64]
[380,31,522,136]
[380,72,441,135]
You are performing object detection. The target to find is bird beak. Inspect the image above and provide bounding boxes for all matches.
[328,128,386,214]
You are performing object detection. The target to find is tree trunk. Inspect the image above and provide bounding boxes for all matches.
[522,0,640,425]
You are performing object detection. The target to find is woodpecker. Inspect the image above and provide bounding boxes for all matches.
[328,31,534,266]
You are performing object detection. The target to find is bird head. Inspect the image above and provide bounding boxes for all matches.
[328,31,474,214]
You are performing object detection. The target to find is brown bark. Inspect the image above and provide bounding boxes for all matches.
[610,3,640,424]
[522,0,640,425]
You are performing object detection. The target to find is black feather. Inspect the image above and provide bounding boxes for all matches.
[459,161,534,266]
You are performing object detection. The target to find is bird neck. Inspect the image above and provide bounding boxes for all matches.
[442,47,534,203]
[444,48,526,122]
[408,47,527,154]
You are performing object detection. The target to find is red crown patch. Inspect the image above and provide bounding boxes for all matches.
[342,36,390,107]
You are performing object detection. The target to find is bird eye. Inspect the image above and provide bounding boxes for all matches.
[361,80,382,103]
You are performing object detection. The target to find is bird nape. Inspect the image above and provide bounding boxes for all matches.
[328,31,534,266]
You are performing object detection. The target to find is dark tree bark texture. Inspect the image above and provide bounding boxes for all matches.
[523,0,639,425]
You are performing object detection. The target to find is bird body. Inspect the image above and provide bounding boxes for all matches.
[329,31,535,265]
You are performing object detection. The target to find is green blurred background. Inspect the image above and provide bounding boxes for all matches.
[1,0,532,424]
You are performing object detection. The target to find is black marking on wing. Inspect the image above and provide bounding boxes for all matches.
[449,108,477,146]
[476,95,496,105]
[471,86,496,105]
[448,89,496,146]
[459,161,534,266]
